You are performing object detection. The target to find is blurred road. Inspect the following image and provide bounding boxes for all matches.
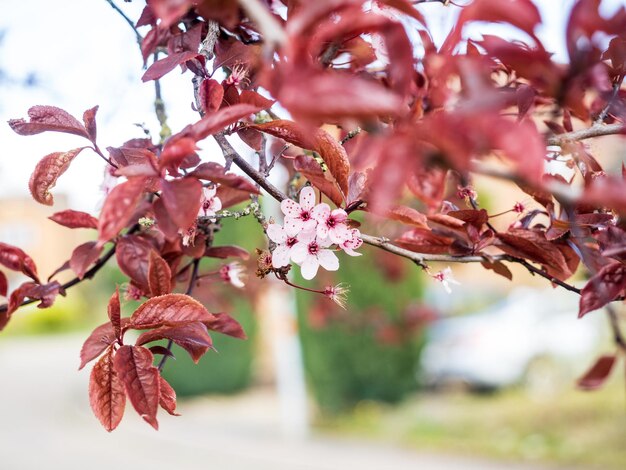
[0,335,567,470]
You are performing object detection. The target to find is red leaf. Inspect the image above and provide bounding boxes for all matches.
[129,293,215,329]
[239,90,275,110]
[0,242,39,282]
[6,281,62,316]
[293,155,344,207]
[204,312,246,339]
[276,73,405,122]
[82,105,99,142]
[113,345,160,430]
[481,260,513,280]
[98,177,147,246]
[148,0,194,28]
[199,79,225,114]
[159,137,199,175]
[29,147,87,205]
[158,376,180,416]
[136,322,213,363]
[80,320,123,370]
[204,245,250,260]
[216,185,253,209]
[49,209,98,229]
[8,105,89,139]
[148,250,172,297]
[89,347,126,432]
[497,230,573,281]
[395,228,455,254]
[181,103,263,142]
[577,355,617,390]
[579,262,626,317]
[250,120,350,193]
[387,206,429,229]
[189,162,260,194]
[70,241,103,280]
[108,287,122,341]
[116,235,155,293]
[160,178,203,230]
[153,198,179,240]
[142,50,199,82]
[0,271,7,298]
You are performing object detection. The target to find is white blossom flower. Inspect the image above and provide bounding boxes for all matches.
[311,203,351,244]
[340,228,363,256]
[198,186,222,218]
[220,262,246,288]
[290,229,339,280]
[281,186,318,236]
[266,223,299,268]
[433,267,461,294]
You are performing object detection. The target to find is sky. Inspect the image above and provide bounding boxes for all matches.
[0,0,624,212]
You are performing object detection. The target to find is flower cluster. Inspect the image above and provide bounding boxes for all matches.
[267,187,363,280]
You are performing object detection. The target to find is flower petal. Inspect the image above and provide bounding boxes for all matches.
[290,242,309,264]
[311,203,330,222]
[330,209,348,223]
[301,256,320,280]
[281,198,301,218]
[284,217,305,237]
[329,224,351,244]
[317,249,339,271]
[272,244,291,268]
[267,223,287,243]
[299,186,316,210]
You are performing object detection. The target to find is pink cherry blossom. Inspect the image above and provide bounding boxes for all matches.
[198,186,222,218]
[340,228,363,256]
[220,262,246,288]
[290,230,339,280]
[266,223,299,268]
[281,186,318,236]
[311,203,351,244]
[432,267,461,294]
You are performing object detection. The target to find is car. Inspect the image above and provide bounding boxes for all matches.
[419,287,607,393]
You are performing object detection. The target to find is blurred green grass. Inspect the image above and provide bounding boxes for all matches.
[318,382,626,469]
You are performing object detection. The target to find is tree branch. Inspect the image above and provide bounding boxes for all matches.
[105,0,142,46]
[546,122,625,146]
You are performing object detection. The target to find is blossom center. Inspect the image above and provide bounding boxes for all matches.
[286,237,298,248]
[308,242,319,255]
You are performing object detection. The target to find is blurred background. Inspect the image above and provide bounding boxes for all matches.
[1,1,626,469]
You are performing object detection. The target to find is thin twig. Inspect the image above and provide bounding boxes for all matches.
[0,224,140,314]
[547,122,626,146]
[596,77,624,124]
[105,0,142,45]
[158,258,201,371]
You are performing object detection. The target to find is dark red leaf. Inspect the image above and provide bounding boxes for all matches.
[113,345,160,430]
[89,347,126,432]
[0,242,39,282]
[136,322,213,363]
[577,355,617,390]
[481,260,513,280]
[129,293,215,329]
[189,162,260,194]
[148,250,172,297]
[204,245,250,260]
[29,147,87,206]
[83,105,99,142]
[116,235,155,293]
[204,312,246,339]
[108,287,121,341]
[0,271,7,298]
[199,79,225,114]
[148,0,194,28]
[142,51,199,82]
[181,103,263,142]
[158,137,199,174]
[49,209,98,229]
[239,90,274,110]
[8,105,90,139]
[579,262,626,317]
[395,228,455,254]
[387,206,429,229]
[149,345,175,358]
[70,241,103,280]
[98,177,147,246]
[293,155,344,207]
[251,120,350,193]
[79,319,130,370]
[158,376,180,416]
[216,185,253,209]
[153,198,179,241]
[160,177,203,230]
[7,281,61,316]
